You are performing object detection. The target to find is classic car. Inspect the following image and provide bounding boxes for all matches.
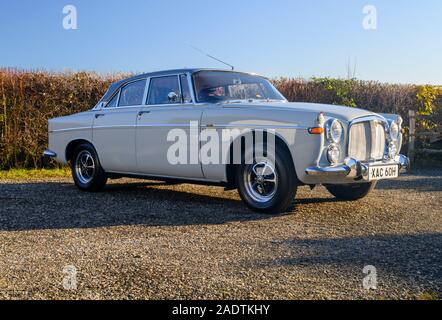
[44,68,409,214]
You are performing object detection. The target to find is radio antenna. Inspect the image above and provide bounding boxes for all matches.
[190,45,235,70]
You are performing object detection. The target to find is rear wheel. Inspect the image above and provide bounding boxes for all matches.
[325,182,377,201]
[236,145,297,214]
[71,143,108,192]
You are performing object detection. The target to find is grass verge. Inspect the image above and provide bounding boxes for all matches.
[0,168,71,180]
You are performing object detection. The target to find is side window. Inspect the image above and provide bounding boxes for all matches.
[118,79,147,107]
[106,91,119,108]
[147,76,180,105]
[180,74,192,103]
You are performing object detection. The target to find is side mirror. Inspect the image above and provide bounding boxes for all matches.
[168,92,180,103]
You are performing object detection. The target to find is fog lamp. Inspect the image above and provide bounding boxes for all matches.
[327,144,341,164]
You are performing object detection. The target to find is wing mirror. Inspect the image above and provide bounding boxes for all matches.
[168,92,181,103]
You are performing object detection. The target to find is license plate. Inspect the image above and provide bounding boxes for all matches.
[368,165,399,181]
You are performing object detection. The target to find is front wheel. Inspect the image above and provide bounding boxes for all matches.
[236,146,297,214]
[325,182,377,201]
[71,143,108,192]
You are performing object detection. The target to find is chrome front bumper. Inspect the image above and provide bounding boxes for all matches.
[305,155,409,180]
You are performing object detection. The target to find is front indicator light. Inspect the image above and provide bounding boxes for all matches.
[308,127,324,135]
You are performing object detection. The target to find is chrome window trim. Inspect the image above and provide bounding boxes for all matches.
[146,74,182,106]
[104,90,121,109]
[190,70,288,104]
[99,104,143,111]
[179,73,193,104]
[117,78,148,108]
[142,77,150,105]
[145,73,197,107]
[99,78,149,110]
[186,72,197,104]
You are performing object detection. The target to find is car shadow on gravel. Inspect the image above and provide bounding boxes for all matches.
[0,181,279,231]
[373,169,442,191]
[253,233,442,295]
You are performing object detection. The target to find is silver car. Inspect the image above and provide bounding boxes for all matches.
[44,69,409,213]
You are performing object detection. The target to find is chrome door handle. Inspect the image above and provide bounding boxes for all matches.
[95,113,105,119]
[138,111,151,117]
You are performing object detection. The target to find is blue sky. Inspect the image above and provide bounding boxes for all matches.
[0,0,441,84]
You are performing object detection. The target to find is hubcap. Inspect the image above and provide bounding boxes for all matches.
[75,150,95,184]
[244,161,278,203]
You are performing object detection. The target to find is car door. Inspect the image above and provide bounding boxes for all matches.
[93,79,147,173]
[136,74,205,179]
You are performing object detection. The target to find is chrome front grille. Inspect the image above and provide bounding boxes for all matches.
[348,121,386,161]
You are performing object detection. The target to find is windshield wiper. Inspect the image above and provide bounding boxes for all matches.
[256,99,286,103]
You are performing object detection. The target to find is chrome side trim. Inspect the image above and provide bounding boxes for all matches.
[136,124,195,129]
[43,150,57,158]
[93,125,136,130]
[94,124,194,129]
[55,124,309,131]
[52,123,308,133]
[50,127,92,133]
[206,124,309,130]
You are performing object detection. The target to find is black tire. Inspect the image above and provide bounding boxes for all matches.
[236,145,297,214]
[71,143,108,192]
[325,182,377,201]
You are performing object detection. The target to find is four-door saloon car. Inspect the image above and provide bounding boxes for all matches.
[44,69,409,214]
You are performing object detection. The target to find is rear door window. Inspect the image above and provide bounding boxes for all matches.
[118,79,147,107]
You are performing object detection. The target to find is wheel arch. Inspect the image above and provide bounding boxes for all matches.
[225,131,299,188]
[65,139,95,164]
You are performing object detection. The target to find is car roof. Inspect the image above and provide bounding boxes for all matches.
[100,68,262,103]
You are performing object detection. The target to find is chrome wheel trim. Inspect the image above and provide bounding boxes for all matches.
[75,150,95,184]
[243,161,278,203]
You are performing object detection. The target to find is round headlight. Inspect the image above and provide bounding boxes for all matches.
[327,144,341,164]
[329,120,343,143]
[390,122,400,141]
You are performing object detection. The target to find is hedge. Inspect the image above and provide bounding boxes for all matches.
[0,69,440,169]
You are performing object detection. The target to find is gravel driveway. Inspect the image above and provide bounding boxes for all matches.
[0,169,441,299]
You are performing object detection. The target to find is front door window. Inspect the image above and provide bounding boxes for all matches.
[147,76,180,105]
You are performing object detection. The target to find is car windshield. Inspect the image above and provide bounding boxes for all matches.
[193,71,286,103]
